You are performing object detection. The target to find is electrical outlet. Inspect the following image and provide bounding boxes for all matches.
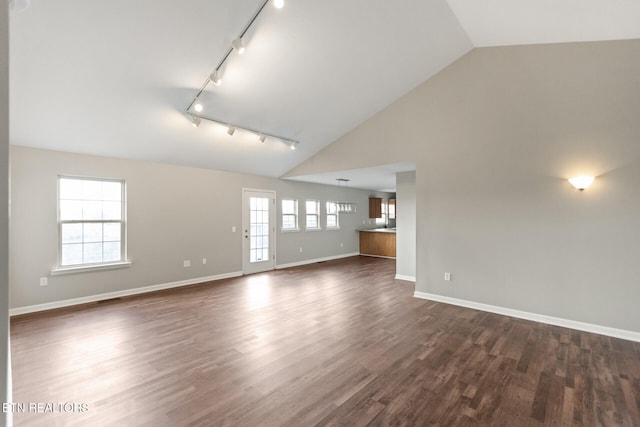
[232,226,236,232]
[299,247,303,253]
[444,272,451,281]
[184,260,191,268]
[39,277,48,287]
[202,258,207,265]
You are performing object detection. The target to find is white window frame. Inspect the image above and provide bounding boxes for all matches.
[326,201,340,230]
[53,176,130,274]
[305,199,322,230]
[281,199,299,232]
[375,199,388,226]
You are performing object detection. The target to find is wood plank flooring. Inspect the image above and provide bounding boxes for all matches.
[10,256,640,426]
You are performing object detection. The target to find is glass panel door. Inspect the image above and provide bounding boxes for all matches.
[242,190,276,274]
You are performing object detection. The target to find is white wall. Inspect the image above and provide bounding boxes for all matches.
[286,39,640,334]
[10,146,391,311]
[395,171,415,280]
[1,2,11,425]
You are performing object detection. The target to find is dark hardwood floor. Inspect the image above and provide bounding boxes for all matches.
[10,256,640,426]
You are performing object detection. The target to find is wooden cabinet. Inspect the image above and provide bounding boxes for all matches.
[359,231,396,258]
[369,198,382,218]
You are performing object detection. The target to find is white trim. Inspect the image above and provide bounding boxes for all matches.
[395,274,416,282]
[6,336,12,427]
[51,261,132,275]
[280,228,300,233]
[276,252,359,270]
[10,271,242,316]
[360,253,395,259]
[413,291,640,343]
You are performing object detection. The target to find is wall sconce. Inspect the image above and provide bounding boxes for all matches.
[568,176,595,191]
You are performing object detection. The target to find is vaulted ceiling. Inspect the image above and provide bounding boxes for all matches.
[9,0,640,185]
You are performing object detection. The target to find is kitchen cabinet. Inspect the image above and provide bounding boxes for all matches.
[359,230,396,258]
[369,197,382,218]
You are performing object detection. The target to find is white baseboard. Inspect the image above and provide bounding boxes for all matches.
[10,271,243,316]
[276,252,359,270]
[395,274,416,282]
[360,254,396,259]
[414,291,640,343]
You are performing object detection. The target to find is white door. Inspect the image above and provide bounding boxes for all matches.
[242,189,276,274]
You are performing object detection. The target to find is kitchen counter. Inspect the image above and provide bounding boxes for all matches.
[359,229,396,258]
[358,228,396,234]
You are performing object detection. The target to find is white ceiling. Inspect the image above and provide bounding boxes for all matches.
[286,162,417,193]
[447,0,640,47]
[9,1,640,190]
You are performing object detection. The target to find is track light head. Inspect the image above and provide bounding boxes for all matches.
[191,116,201,128]
[193,99,203,113]
[232,38,246,55]
[289,142,297,150]
[227,125,236,136]
[274,0,284,8]
[258,133,266,143]
[210,70,223,86]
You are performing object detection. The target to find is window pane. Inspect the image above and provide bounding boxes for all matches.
[82,180,102,201]
[307,215,317,228]
[327,216,337,228]
[102,182,122,201]
[103,223,121,242]
[84,223,103,243]
[283,214,296,229]
[60,200,82,221]
[282,200,295,214]
[59,178,82,200]
[306,200,317,214]
[82,201,102,220]
[61,223,83,244]
[83,243,103,263]
[103,242,121,262]
[61,243,83,266]
[103,201,122,220]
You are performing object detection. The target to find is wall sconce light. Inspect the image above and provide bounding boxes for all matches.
[568,176,595,191]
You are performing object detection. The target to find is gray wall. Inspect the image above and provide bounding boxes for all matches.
[286,39,640,333]
[1,1,10,425]
[10,146,391,309]
[396,171,416,279]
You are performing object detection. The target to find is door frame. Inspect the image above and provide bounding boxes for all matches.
[241,188,277,275]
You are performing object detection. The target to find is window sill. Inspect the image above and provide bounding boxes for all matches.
[281,228,300,233]
[51,261,132,276]
[326,227,341,231]
[305,228,323,232]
